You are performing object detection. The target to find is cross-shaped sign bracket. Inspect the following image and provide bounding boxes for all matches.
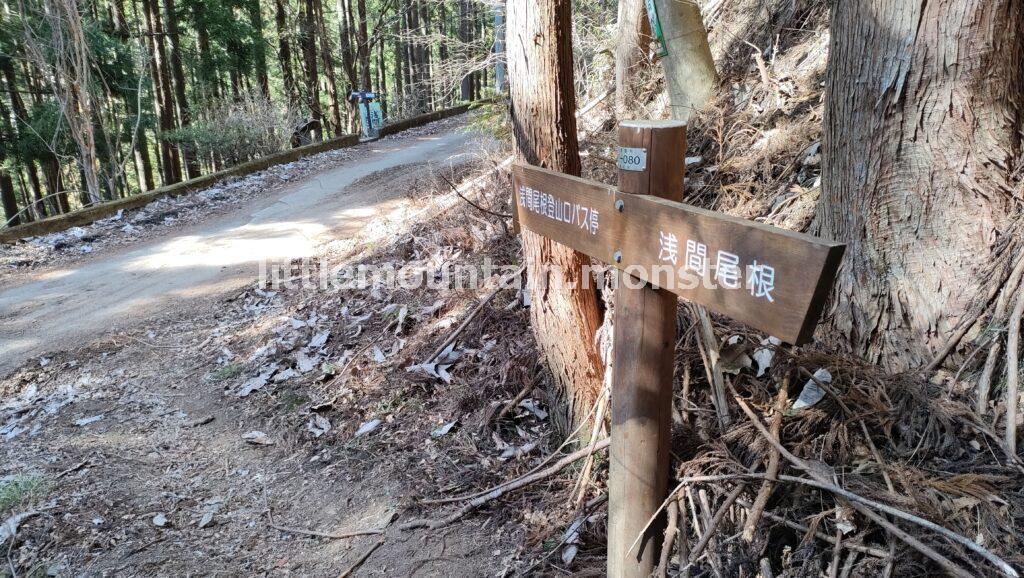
[512,163,845,345]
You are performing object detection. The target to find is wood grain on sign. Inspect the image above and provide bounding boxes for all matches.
[513,163,845,344]
[512,164,619,264]
[618,120,686,198]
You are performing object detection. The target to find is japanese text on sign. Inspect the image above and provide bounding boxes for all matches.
[518,184,600,235]
[512,162,845,344]
[657,232,776,301]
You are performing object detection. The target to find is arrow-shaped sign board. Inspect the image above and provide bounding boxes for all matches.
[512,163,844,344]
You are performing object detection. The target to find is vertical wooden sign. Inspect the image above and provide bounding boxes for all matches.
[510,119,844,577]
[608,120,685,577]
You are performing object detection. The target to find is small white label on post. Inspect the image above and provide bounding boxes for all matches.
[617,147,647,172]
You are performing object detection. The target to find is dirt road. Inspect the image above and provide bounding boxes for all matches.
[0,127,475,376]
[0,119,569,573]
[0,117,547,576]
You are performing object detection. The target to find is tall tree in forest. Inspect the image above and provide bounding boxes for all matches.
[376,33,386,115]
[391,11,404,104]
[22,0,107,203]
[274,0,299,108]
[247,0,272,98]
[314,0,342,133]
[127,0,157,193]
[418,0,432,107]
[493,2,504,92]
[299,0,322,139]
[402,0,416,108]
[458,0,470,100]
[163,0,200,179]
[406,0,428,111]
[355,0,371,90]
[401,0,414,106]
[141,0,181,185]
[0,36,53,216]
[818,0,1024,373]
[507,0,605,429]
[187,0,217,100]
[435,0,448,106]
[0,94,20,226]
[337,0,360,131]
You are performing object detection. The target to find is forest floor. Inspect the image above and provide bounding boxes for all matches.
[0,116,577,576]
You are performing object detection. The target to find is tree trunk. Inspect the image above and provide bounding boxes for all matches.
[338,0,360,131]
[142,0,180,185]
[247,0,272,99]
[0,170,18,227]
[0,56,48,216]
[405,1,419,111]
[0,93,19,226]
[41,156,70,213]
[300,0,322,139]
[275,0,299,108]
[507,0,605,431]
[437,1,448,106]
[315,0,343,134]
[338,0,357,88]
[468,1,478,101]
[356,0,371,90]
[458,0,470,101]
[110,0,128,33]
[403,2,414,102]
[192,2,218,100]
[493,3,505,92]
[377,33,387,117]
[614,0,652,118]
[393,14,404,104]
[419,0,433,108]
[818,0,1024,371]
[652,0,717,123]
[25,162,48,215]
[163,0,200,179]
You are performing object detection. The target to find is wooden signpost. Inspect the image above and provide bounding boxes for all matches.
[512,120,845,576]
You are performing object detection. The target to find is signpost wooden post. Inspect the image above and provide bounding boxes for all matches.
[608,120,686,576]
[511,121,845,577]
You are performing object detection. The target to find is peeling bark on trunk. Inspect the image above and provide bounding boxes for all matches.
[818,0,1024,371]
[508,0,605,431]
[614,0,651,119]
[652,0,717,123]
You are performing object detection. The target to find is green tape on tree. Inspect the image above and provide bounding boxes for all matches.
[644,0,669,57]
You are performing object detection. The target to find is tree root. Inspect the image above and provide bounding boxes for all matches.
[1004,290,1024,454]
[400,438,611,531]
[742,376,788,542]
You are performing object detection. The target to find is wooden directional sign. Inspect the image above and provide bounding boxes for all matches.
[512,163,845,344]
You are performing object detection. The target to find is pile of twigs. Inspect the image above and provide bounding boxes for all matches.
[658,321,1024,577]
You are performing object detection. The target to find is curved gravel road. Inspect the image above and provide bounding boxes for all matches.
[0,125,475,375]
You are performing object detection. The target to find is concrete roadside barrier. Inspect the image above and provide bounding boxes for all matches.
[1,102,485,243]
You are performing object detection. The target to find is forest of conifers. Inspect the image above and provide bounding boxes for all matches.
[0,0,499,226]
